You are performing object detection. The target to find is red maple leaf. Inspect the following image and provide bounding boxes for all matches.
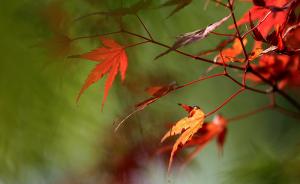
[181,115,228,165]
[77,37,128,109]
[229,0,290,37]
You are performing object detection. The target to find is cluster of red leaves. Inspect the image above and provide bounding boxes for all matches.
[248,54,300,89]
[229,0,291,37]
[235,0,300,89]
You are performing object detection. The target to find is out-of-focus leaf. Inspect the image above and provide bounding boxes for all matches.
[161,0,193,18]
[74,0,153,22]
[135,82,177,110]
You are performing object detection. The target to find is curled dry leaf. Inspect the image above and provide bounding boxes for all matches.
[161,104,205,172]
[77,37,128,110]
[155,14,231,59]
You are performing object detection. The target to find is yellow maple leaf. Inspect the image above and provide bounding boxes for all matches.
[161,105,205,172]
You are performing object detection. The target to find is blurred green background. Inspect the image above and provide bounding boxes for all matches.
[1,0,300,183]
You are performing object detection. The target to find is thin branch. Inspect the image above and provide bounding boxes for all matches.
[276,90,300,111]
[205,88,245,117]
[250,69,300,111]
[122,30,245,70]
[274,105,300,119]
[211,31,236,37]
[225,74,267,94]
[125,40,151,49]
[174,73,225,90]
[228,104,271,122]
[212,0,230,8]
[72,11,110,23]
[227,0,248,63]
[70,29,300,111]
[115,73,225,131]
[70,31,122,42]
[135,14,153,40]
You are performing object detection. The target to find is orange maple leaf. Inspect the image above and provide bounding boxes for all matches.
[161,104,205,172]
[215,38,248,63]
[77,37,128,109]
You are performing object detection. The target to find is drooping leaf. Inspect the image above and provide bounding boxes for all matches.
[197,37,235,56]
[41,0,70,32]
[39,0,72,57]
[135,82,177,110]
[155,14,231,59]
[161,104,205,172]
[77,37,128,109]
[74,0,153,22]
[40,33,72,57]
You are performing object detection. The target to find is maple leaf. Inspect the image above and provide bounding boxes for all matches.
[161,0,193,18]
[77,37,128,109]
[161,104,205,172]
[155,14,231,59]
[214,38,248,62]
[229,0,291,37]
